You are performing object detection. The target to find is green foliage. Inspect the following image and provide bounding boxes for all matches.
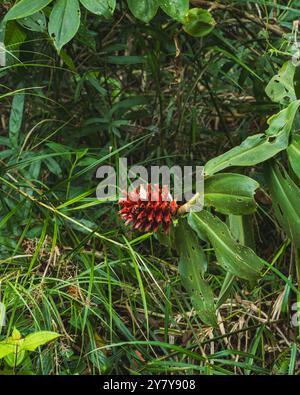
[205,100,300,176]
[127,0,159,23]
[266,162,300,250]
[204,173,258,215]
[79,0,116,17]
[160,0,189,22]
[3,0,215,52]
[176,220,217,327]
[265,61,296,104]
[9,83,25,148]
[4,0,53,21]
[48,0,81,52]
[287,134,300,177]
[0,328,60,373]
[183,8,215,37]
[188,211,263,281]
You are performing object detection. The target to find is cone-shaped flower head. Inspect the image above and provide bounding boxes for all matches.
[119,184,178,232]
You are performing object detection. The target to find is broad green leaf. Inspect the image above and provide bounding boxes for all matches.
[265,61,296,104]
[9,84,25,147]
[205,173,259,215]
[265,162,300,249]
[228,215,255,249]
[217,214,255,307]
[80,0,116,18]
[176,220,207,276]
[188,211,263,281]
[127,0,159,23]
[183,8,215,37]
[205,100,300,176]
[265,100,300,137]
[4,350,26,367]
[22,331,61,351]
[4,0,53,21]
[0,344,15,359]
[287,133,300,178]
[176,220,217,327]
[48,0,81,52]
[45,157,62,177]
[0,328,23,360]
[159,0,189,22]
[294,65,300,100]
[4,21,27,65]
[18,11,47,32]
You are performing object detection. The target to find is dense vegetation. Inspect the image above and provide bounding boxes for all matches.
[1,0,300,375]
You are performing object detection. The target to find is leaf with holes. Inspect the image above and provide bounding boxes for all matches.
[176,220,216,327]
[205,100,300,176]
[18,11,47,32]
[265,162,300,249]
[265,61,296,104]
[48,0,81,52]
[188,211,263,281]
[205,173,259,215]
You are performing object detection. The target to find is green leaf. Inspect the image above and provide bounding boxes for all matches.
[176,219,207,276]
[22,331,61,351]
[18,11,47,32]
[183,8,215,37]
[205,173,259,215]
[216,271,235,308]
[9,84,25,148]
[127,0,159,23]
[265,61,296,104]
[4,0,53,21]
[79,0,115,18]
[0,41,5,67]
[4,350,26,368]
[287,133,300,178]
[159,0,189,22]
[205,100,300,176]
[188,211,263,281]
[88,349,109,372]
[45,157,62,177]
[228,214,256,249]
[217,214,255,308]
[48,0,81,52]
[4,21,27,65]
[265,162,300,249]
[0,344,15,359]
[176,220,217,327]
[0,328,23,360]
[11,328,22,341]
[294,65,300,100]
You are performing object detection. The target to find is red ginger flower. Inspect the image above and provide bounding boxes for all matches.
[119,184,178,232]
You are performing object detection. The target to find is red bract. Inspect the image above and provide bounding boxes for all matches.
[119,184,178,232]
